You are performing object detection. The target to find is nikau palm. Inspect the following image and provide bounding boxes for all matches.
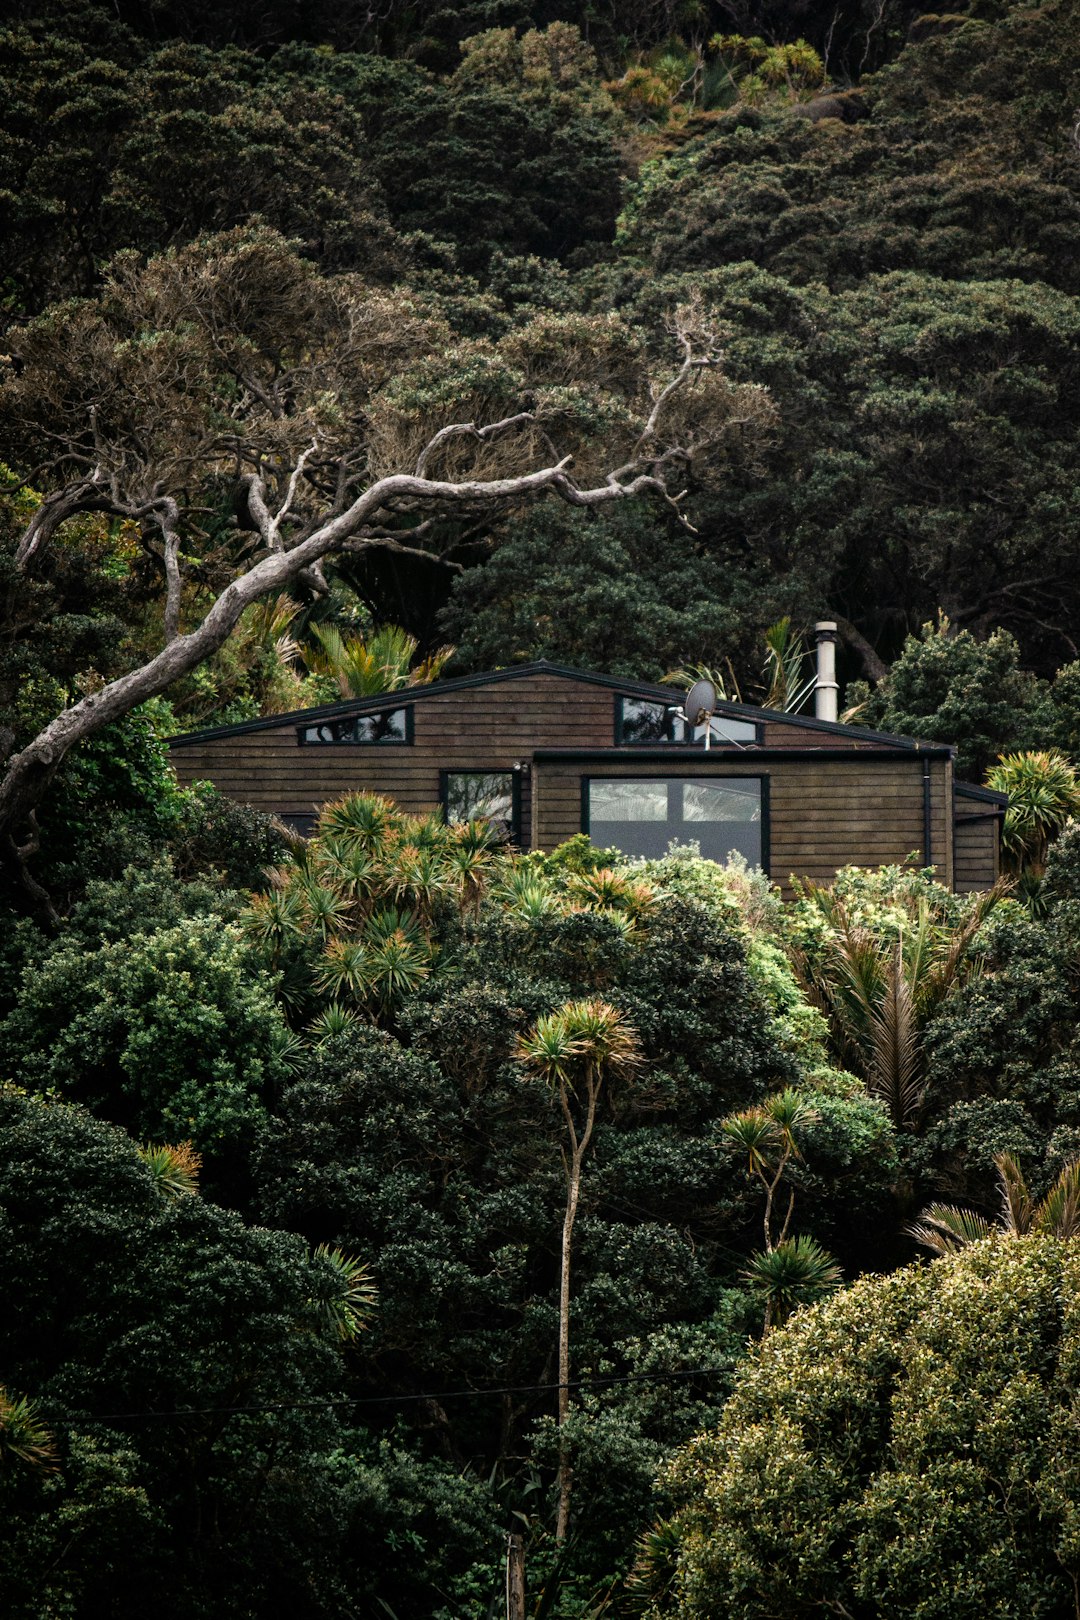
[909,1151,1080,1253]
[792,882,1002,1128]
[516,997,642,1543]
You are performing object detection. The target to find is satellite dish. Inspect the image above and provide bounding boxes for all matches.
[683,678,717,728]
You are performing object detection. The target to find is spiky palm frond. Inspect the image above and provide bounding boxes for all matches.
[297,879,352,941]
[244,886,305,954]
[567,868,658,923]
[365,932,433,1010]
[559,997,644,1086]
[316,792,396,845]
[625,1515,684,1611]
[742,1237,842,1329]
[987,750,1080,879]
[762,616,817,713]
[140,1140,202,1200]
[308,1002,363,1043]
[907,1204,995,1255]
[312,1245,377,1341]
[316,939,373,1002]
[516,1012,587,1087]
[763,1088,817,1155]
[0,1386,58,1473]
[719,1107,779,1175]
[269,1024,307,1072]
[866,948,923,1129]
[994,1151,1034,1235]
[1032,1158,1080,1239]
[509,882,560,920]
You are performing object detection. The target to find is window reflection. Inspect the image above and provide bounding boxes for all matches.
[588,777,762,865]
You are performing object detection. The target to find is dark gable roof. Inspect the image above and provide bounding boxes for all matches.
[955,781,1009,810]
[166,658,951,754]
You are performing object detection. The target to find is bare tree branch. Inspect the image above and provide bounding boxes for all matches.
[415,413,538,479]
[0,449,694,840]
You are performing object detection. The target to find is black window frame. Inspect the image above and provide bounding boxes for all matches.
[613,694,760,748]
[581,772,770,872]
[296,705,414,746]
[440,768,523,847]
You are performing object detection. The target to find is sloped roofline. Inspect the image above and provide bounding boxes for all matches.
[166,657,952,754]
[955,781,1009,807]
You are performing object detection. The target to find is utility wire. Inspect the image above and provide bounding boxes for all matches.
[80,1366,730,1425]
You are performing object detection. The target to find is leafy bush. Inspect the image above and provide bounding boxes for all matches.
[1,915,286,1188]
[647,1236,1080,1619]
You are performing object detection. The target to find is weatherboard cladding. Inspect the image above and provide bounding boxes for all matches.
[168,661,967,890]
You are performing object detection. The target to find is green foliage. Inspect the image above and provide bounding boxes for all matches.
[0,14,403,312]
[740,1234,842,1328]
[649,1238,1080,1619]
[986,750,1080,883]
[0,1089,362,1620]
[855,621,1046,778]
[789,866,1001,1129]
[0,908,286,1186]
[442,501,773,680]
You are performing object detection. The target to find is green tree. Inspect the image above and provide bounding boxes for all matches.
[0,911,287,1190]
[517,996,643,1540]
[855,621,1045,778]
[0,1089,368,1620]
[0,227,768,865]
[986,750,1080,886]
[643,1236,1080,1619]
[909,1150,1080,1253]
[789,868,1001,1129]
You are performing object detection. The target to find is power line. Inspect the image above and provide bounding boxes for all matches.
[81,1366,730,1425]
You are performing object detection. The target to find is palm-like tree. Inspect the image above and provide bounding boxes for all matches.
[516,997,643,1542]
[139,1141,201,1200]
[742,1236,843,1330]
[312,1245,377,1341]
[909,1151,1080,1254]
[0,1386,58,1473]
[986,750,1080,887]
[720,1089,816,1250]
[305,622,453,699]
[792,883,1002,1129]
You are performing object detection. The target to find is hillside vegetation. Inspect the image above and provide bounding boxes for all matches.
[4,0,1080,1612]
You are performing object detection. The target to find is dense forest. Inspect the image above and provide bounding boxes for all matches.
[5,0,1080,1613]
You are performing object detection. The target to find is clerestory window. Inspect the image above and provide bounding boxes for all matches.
[298,708,411,745]
[615,696,758,747]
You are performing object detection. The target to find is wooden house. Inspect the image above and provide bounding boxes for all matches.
[167,661,1005,894]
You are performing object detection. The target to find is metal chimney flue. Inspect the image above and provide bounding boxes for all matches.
[814,622,839,723]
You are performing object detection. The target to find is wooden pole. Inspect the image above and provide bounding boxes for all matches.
[506,1532,526,1620]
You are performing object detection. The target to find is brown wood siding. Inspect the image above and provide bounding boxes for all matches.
[169,669,956,885]
[758,720,868,749]
[535,756,953,894]
[954,816,1001,893]
[169,673,615,845]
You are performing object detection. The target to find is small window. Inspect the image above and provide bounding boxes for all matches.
[299,708,410,745]
[444,771,519,844]
[278,812,317,837]
[586,776,763,866]
[616,696,757,746]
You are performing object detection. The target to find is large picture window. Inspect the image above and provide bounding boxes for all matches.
[586,776,763,866]
[616,696,758,747]
[443,771,520,844]
[298,708,410,745]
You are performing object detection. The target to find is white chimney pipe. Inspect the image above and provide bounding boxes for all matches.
[814,622,839,723]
